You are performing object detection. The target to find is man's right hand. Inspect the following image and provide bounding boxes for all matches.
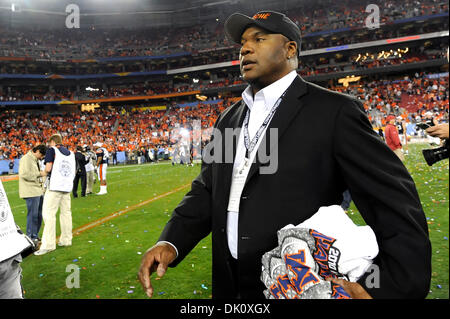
[138,242,177,298]
[426,123,449,139]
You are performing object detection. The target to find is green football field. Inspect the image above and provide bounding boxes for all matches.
[2,143,448,299]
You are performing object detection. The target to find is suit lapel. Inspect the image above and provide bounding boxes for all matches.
[245,76,308,184]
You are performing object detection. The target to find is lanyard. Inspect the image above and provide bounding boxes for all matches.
[242,90,287,160]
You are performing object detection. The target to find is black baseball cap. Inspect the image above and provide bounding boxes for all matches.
[224,11,302,57]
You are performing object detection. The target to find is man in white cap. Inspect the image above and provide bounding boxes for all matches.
[94,142,108,195]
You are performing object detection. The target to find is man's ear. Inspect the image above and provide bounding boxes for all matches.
[286,41,298,59]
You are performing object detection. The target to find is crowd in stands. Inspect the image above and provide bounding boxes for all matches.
[1,72,447,162]
[0,48,237,75]
[286,0,448,35]
[0,76,246,101]
[0,0,447,60]
[0,98,230,161]
[1,43,446,103]
[1,37,447,78]
[331,72,448,128]
[299,46,447,77]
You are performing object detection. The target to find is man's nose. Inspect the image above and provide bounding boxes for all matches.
[240,42,253,56]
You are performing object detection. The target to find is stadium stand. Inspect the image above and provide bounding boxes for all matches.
[0,0,448,173]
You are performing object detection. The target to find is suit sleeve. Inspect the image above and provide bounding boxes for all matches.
[158,115,223,267]
[333,99,431,299]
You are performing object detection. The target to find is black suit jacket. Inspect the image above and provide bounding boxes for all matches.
[159,76,431,299]
[75,151,88,175]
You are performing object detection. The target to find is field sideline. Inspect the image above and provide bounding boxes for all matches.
[2,143,448,299]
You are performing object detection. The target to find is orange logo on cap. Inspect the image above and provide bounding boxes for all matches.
[253,13,271,20]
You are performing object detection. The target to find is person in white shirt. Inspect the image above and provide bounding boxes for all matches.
[34,134,76,256]
[83,145,96,195]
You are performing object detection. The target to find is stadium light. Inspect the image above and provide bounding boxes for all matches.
[180,128,190,137]
[195,94,207,101]
[338,75,361,87]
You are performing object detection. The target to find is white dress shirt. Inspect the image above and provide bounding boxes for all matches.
[227,70,298,259]
[160,71,298,260]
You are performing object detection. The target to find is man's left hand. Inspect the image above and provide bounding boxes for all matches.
[326,277,372,299]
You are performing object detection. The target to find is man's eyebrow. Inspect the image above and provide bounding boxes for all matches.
[240,30,270,42]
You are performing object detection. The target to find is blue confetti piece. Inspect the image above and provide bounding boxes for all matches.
[159,292,165,295]
[201,284,208,290]
[73,259,78,262]
[437,285,442,289]
[39,274,44,277]
[444,237,448,240]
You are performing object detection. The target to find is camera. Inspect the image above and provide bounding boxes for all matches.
[416,119,434,131]
[422,139,449,166]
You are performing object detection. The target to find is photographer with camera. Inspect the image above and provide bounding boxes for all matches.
[422,122,449,166]
[18,144,47,246]
[84,145,96,195]
[1,180,35,298]
[34,134,76,256]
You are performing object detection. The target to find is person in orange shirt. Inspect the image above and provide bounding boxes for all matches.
[385,115,404,161]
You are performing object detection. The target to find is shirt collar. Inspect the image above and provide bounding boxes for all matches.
[242,70,298,112]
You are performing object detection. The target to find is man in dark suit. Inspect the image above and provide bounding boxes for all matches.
[72,145,88,198]
[138,11,431,299]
